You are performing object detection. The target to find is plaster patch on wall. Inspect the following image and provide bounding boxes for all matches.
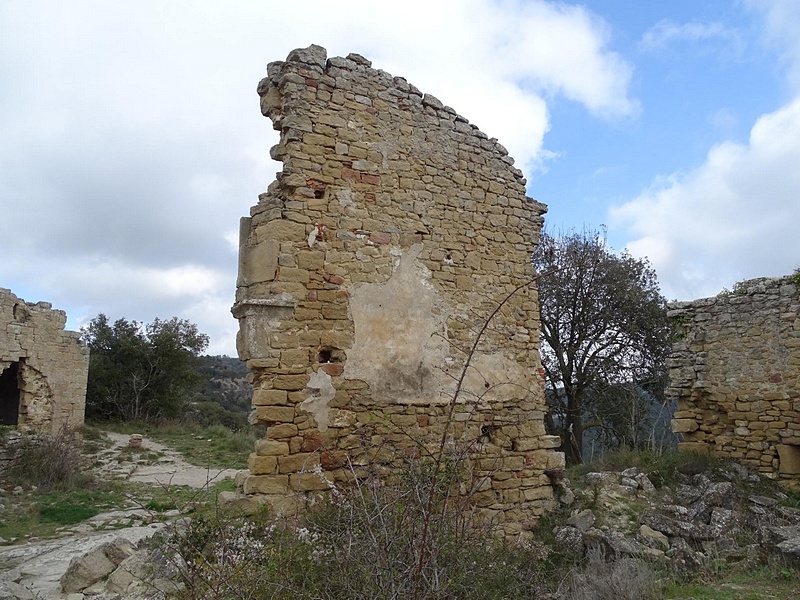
[462,352,534,406]
[299,369,336,431]
[345,244,450,404]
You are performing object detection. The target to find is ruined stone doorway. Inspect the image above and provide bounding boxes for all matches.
[0,361,21,426]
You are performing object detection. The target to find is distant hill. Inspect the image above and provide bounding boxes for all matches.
[188,355,252,428]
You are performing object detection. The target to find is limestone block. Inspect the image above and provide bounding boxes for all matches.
[777,444,800,475]
[540,434,562,449]
[254,439,290,456]
[60,540,135,594]
[244,239,279,284]
[278,452,321,474]
[248,454,278,475]
[289,472,331,491]
[266,423,299,439]
[253,405,295,424]
[242,474,290,495]
[252,388,289,406]
[672,418,700,433]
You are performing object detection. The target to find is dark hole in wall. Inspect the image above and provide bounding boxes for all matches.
[0,362,21,426]
[316,347,345,364]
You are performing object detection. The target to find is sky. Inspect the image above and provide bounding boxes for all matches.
[2,0,799,356]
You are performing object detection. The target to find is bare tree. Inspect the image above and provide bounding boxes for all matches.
[533,229,673,465]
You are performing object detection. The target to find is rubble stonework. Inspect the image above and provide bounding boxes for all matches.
[668,275,800,479]
[232,45,562,535]
[0,288,89,433]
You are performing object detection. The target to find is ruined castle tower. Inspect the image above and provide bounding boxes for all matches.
[232,45,562,535]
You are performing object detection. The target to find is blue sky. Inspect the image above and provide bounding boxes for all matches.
[1,1,799,354]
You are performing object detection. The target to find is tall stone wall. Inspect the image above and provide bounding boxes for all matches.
[668,275,800,478]
[232,45,562,535]
[0,288,89,433]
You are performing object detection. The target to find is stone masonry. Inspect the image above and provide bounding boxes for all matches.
[668,275,800,479]
[0,288,89,433]
[232,45,563,536]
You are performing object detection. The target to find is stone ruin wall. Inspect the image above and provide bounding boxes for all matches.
[232,45,563,536]
[0,288,89,433]
[668,275,800,479]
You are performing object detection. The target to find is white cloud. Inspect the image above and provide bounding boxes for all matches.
[640,20,741,51]
[612,98,800,300]
[747,0,800,90]
[0,0,636,354]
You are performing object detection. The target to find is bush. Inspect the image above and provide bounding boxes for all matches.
[166,459,551,599]
[4,426,94,491]
[560,549,662,600]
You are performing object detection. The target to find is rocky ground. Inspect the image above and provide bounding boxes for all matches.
[550,463,800,572]
[0,431,240,600]
[1,433,798,599]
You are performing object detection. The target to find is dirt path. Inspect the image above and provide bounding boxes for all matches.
[0,430,244,599]
[101,431,240,488]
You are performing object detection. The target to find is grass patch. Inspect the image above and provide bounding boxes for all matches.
[36,487,124,525]
[663,566,800,600]
[568,448,726,488]
[0,484,130,541]
[93,420,257,469]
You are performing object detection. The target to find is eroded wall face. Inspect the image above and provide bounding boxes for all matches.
[0,288,89,433]
[668,276,800,478]
[233,45,562,535]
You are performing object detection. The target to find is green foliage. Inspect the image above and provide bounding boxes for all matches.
[36,489,110,524]
[82,314,209,422]
[791,268,800,287]
[662,562,800,599]
[146,423,255,470]
[533,228,674,465]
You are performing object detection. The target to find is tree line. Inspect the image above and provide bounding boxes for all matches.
[81,315,250,427]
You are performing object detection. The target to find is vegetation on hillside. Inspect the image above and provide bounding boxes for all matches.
[81,314,209,422]
[81,315,251,429]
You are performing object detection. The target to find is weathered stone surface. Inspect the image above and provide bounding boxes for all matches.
[553,526,584,554]
[639,524,670,550]
[0,289,89,433]
[565,508,594,532]
[230,44,559,537]
[60,539,135,593]
[777,444,800,475]
[0,580,35,600]
[668,275,800,480]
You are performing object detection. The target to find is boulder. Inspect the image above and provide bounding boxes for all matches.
[0,581,35,600]
[60,538,136,593]
[553,526,584,555]
[565,509,594,532]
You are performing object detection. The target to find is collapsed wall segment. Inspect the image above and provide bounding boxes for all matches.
[668,275,800,479]
[232,45,562,535]
[0,288,89,433]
